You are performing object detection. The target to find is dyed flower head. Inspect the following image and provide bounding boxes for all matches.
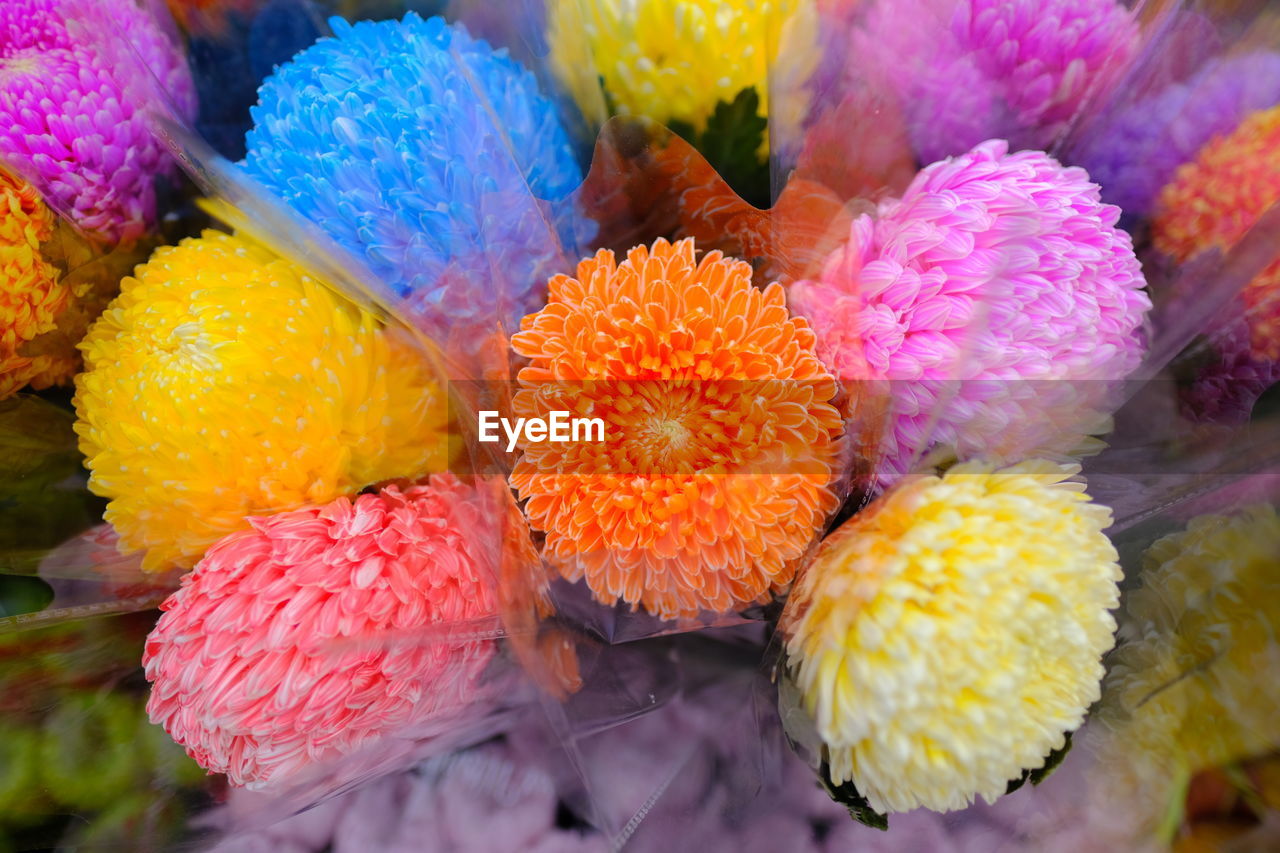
[850,0,1138,163]
[1178,316,1280,424]
[790,140,1150,484]
[1101,505,1280,792]
[74,230,448,572]
[0,168,130,401]
[0,168,67,398]
[782,460,1122,814]
[144,477,499,788]
[547,0,818,146]
[243,14,583,336]
[509,238,843,621]
[1073,52,1280,217]
[0,0,196,243]
[1153,105,1280,363]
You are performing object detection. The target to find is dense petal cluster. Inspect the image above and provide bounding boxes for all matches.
[790,140,1150,484]
[0,0,196,243]
[144,478,499,789]
[851,0,1138,162]
[1073,52,1280,217]
[0,168,65,398]
[547,0,817,141]
[243,14,583,336]
[1153,105,1280,362]
[1101,505,1280,783]
[1179,315,1280,424]
[782,460,1122,813]
[74,230,448,572]
[509,238,843,621]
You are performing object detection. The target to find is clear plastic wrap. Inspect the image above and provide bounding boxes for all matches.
[6,0,1280,848]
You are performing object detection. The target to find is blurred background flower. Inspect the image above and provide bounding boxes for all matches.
[1153,104,1280,363]
[1072,51,1280,219]
[1099,503,1280,842]
[547,0,818,205]
[844,0,1138,164]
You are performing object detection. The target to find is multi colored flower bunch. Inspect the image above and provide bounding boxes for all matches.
[5,1,1280,849]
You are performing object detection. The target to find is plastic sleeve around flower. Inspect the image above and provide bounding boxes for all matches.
[500,237,854,639]
[815,0,1141,168]
[1092,474,1280,836]
[0,613,217,847]
[0,0,197,244]
[1079,391,1280,536]
[229,12,587,376]
[0,168,164,611]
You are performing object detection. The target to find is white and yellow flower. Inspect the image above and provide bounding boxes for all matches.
[783,460,1122,813]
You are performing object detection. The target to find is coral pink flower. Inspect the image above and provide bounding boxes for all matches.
[144,477,499,789]
[0,0,196,243]
[790,140,1150,484]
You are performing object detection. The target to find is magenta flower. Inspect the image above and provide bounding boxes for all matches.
[790,140,1150,483]
[143,477,499,789]
[0,0,195,243]
[848,0,1138,163]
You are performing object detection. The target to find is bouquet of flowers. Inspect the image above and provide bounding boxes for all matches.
[3,0,1280,850]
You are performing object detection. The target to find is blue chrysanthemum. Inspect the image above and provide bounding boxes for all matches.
[242,14,584,334]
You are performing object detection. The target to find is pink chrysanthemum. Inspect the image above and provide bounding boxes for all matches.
[790,140,1150,484]
[0,0,196,243]
[143,477,498,789]
[850,0,1138,162]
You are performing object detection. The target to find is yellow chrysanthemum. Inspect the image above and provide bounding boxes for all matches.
[74,230,448,572]
[547,0,817,145]
[782,460,1122,814]
[1100,505,1280,795]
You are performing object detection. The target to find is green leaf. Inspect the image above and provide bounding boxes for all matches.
[1030,731,1074,785]
[698,88,771,208]
[1006,731,1074,795]
[665,88,771,209]
[0,396,98,565]
[0,396,80,485]
[0,576,54,617]
[818,760,889,830]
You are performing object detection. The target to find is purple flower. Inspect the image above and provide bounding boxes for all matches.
[0,0,196,243]
[847,0,1139,163]
[1071,51,1280,217]
[790,140,1151,484]
[1179,314,1280,424]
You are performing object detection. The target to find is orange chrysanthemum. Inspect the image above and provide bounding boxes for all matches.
[0,168,66,398]
[509,238,843,621]
[1153,105,1280,361]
